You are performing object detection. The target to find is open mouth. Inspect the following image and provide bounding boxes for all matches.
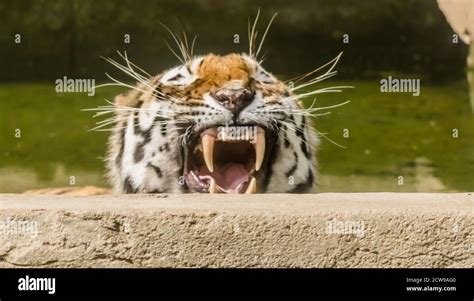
[183,125,274,194]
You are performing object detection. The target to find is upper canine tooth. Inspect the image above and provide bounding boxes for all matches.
[255,131,265,171]
[202,134,214,172]
[245,177,257,194]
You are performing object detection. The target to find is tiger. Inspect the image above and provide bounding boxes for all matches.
[100,14,344,194]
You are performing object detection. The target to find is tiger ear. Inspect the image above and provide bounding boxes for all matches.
[113,88,144,108]
[159,65,197,86]
[114,90,132,107]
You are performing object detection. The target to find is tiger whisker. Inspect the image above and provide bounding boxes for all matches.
[190,34,198,58]
[116,51,151,77]
[95,73,172,102]
[100,57,150,89]
[286,52,343,85]
[275,118,345,150]
[112,51,150,84]
[164,40,185,65]
[255,12,278,59]
[282,86,354,104]
[100,52,176,102]
[160,23,189,64]
[275,120,317,152]
[248,9,260,58]
[304,100,350,111]
[160,22,196,64]
[315,130,347,149]
[290,71,338,92]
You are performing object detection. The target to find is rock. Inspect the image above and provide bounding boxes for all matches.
[0,193,472,268]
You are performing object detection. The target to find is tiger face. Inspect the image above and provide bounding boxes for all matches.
[106,52,318,194]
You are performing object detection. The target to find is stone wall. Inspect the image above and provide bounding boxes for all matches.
[0,193,472,268]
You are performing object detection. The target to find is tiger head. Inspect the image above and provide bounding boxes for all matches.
[101,16,343,194]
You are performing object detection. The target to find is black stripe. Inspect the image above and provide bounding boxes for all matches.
[160,123,167,136]
[133,109,160,148]
[282,124,290,148]
[285,152,298,178]
[134,143,145,163]
[123,176,137,194]
[287,168,314,193]
[148,163,163,178]
[300,140,310,158]
[142,115,162,143]
[288,114,296,126]
[154,87,164,101]
[167,73,184,81]
[295,116,310,159]
[158,143,170,152]
[261,140,279,192]
[132,114,164,164]
[133,110,141,135]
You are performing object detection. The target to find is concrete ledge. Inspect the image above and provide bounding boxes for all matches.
[0,193,472,268]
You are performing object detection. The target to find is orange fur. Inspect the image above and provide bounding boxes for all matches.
[116,53,289,107]
[191,54,250,97]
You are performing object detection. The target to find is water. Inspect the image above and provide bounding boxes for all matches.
[1,80,473,193]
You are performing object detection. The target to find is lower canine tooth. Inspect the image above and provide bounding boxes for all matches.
[245,177,257,194]
[209,179,218,194]
[201,134,215,172]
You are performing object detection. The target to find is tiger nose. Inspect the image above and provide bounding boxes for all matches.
[213,88,254,114]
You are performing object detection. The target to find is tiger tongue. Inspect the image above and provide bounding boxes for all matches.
[199,163,250,193]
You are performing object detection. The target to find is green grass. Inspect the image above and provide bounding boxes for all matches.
[0,80,473,192]
[304,79,474,191]
[0,84,123,184]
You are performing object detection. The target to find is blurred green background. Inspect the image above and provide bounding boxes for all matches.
[0,0,473,192]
